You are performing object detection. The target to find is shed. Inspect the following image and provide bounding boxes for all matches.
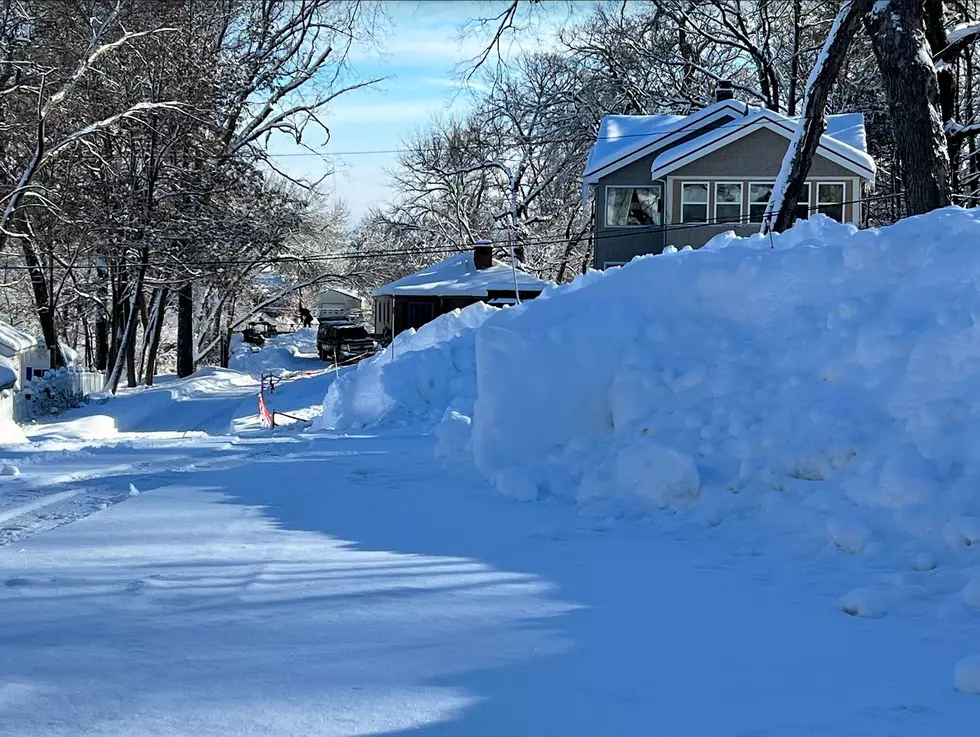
[372,244,548,337]
[0,322,46,389]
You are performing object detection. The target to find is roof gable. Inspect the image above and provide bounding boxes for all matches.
[372,252,550,298]
[648,110,875,182]
[583,99,748,184]
[584,102,874,187]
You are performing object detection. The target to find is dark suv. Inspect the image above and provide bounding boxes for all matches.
[316,321,378,363]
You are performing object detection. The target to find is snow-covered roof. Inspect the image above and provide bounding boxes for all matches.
[583,99,874,186]
[649,109,875,182]
[0,321,38,355]
[0,355,15,390]
[316,285,362,301]
[372,253,549,298]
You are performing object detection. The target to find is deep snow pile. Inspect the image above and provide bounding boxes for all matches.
[325,208,980,632]
[319,302,497,433]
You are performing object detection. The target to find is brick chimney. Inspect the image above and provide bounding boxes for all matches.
[715,80,734,102]
[473,240,493,270]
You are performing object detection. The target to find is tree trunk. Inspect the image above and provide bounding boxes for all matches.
[176,281,195,378]
[105,253,149,394]
[865,0,952,215]
[766,0,870,233]
[144,287,168,386]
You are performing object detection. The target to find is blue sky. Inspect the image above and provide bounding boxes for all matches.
[269,1,579,222]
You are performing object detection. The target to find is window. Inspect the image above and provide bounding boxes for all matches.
[680,182,708,223]
[605,185,662,227]
[748,182,812,223]
[714,182,743,224]
[817,182,845,222]
[603,261,627,269]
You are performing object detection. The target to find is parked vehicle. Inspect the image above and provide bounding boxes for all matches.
[242,320,276,346]
[316,320,378,363]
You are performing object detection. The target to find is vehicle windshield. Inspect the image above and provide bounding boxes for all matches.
[336,326,370,339]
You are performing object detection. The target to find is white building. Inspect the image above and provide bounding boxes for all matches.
[0,322,49,389]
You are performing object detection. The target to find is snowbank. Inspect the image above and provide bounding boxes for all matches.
[319,302,498,431]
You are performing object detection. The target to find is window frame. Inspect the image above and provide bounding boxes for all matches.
[679,181,709,224]
[816,181,846,222]
[603,261,627,269]
[747,181,812,224]
[713,181,744,225]
[604,184,663,228]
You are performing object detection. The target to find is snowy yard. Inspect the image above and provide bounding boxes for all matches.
[5,213,980,734]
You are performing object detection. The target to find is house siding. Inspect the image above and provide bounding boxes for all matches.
[594,126,865,267]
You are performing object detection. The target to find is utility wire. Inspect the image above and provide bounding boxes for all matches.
[261,113,879,157]
[0,192,900,273]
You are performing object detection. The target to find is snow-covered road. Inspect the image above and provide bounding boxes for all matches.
[1,369,977,735]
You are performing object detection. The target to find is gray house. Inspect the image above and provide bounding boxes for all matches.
[583,86,876,269]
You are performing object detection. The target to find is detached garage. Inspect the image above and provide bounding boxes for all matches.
[372,243,548,338]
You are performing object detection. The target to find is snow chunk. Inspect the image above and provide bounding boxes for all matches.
[826,518,873,555]
[0,464,21,476]
[837,587,887,618]
[955,656,980,694]
[913,552,937,571]
[495,466,539,502]
[612,439,700,510]
[961,576,980,608]
[434,409,473,460]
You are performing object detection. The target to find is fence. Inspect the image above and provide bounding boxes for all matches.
[13,368,105,423]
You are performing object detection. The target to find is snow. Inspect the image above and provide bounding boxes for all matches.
[582,112,686,179]
[0,320,37,354]
[955,656,980,694]
[0,354,15,389]
[320,301,497,430]
[372,252,549,298]
[7,209,980,733]
[948,20,980,45]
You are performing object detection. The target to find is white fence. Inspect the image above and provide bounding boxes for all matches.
[13,368,105,423]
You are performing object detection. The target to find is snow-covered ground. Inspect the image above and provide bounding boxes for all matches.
[3,211,980,734]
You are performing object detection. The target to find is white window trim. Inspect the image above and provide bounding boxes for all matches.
[713,181,744,225]
[817,181,846,204]
[604,184,663,228]
[747,181,813,222]
[679,181,710,224]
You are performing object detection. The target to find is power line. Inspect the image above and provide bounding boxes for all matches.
[0,192,899,273]
[264,112,878,158]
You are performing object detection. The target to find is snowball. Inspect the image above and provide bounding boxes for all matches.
[837,587,887,618]
[955,656,980,694]
[612,439,700,510]
[944,517,980,548]
[0,464,20,477]
[913,552,937,571]
[495,467,538,503]
[826,518,873,555]
[962,576,980,609]
[434,409,472,460]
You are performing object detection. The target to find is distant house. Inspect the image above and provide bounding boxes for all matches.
[372,242,548,337]
[0,322,48,389]
[314,286,368,323]
[582,82,876,269]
